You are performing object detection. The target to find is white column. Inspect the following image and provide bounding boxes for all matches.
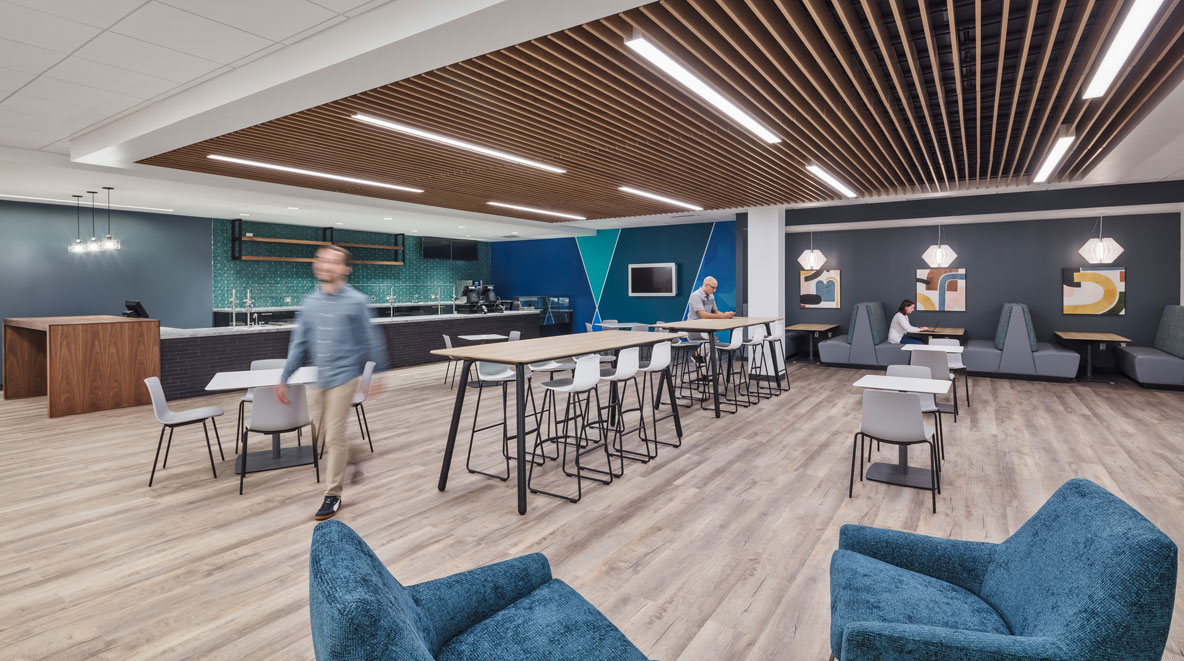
[1180,212,1183,304]
[746,206,785,375]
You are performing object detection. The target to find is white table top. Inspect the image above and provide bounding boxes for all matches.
[600,322,649,329]
[205,366,317,391]
[853,374,951,395]
[459,334,507,341]
[903,344,964,354]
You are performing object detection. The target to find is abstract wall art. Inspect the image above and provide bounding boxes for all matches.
[1063,266,1126,315]
[916,268,966,311]
[800,269,840,308]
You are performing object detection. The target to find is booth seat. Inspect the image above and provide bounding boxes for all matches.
[309,520,649,661]
[818,302,909,367]
[1116,305,1184,386]
[962,303,1079,379]
[829,479,1177,660]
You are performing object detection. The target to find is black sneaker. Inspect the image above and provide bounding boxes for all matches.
[314,496,341,521]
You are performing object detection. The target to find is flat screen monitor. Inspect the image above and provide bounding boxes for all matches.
[124,299,149,318]
[451,239,478,261]
[628,263,677,297]
[422,237,452,259]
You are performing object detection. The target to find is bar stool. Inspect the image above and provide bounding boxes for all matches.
[637,341,679,449]
[528,355,613,503]
[465,361,540,481]
[441,335,459,389]
[672,331,709,406]
[582,323,616,364]
[763,320,789,394]
[885,365,945,467]
[144,377,225,486]
[742,325,775,401]
[849,389,940,513]
[236,358,286,454]
[701,330,748,413]
[598,347,651,465]
[930,338,969,407]
[240,383,318,495]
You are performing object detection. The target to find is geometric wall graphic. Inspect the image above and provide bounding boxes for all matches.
[1063,266,1126,315]
[800,269,840,308]
[916,268,966,311]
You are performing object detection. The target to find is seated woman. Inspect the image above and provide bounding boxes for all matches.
[888,299,930,345]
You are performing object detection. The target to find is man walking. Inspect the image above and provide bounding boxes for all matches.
[277,245,388,521]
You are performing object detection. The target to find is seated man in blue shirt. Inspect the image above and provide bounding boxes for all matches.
[277,245,388,521]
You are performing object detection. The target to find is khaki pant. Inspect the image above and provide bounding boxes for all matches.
[312,377,360,498]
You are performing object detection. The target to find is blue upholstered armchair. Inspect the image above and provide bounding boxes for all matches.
[309,520,649,660]
[829,479,1177,660]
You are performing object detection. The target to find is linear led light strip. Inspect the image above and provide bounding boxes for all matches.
[487,201,585,220]
[1033,127,1076,183]
[625,36,780,144]
[1082,0,1166,99]
[352,114,566,174]
[0,193,173,212]
[805,165,858,198]
[207,155,423,193]
[618,186,702,211]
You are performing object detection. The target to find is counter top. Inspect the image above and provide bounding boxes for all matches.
[161,309,537,339]
[213,301,457,313]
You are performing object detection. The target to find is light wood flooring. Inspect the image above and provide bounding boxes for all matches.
[2,363,1183,660]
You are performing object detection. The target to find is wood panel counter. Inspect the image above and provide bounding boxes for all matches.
[3,316,160,417]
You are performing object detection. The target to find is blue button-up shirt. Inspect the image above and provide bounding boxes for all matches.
[281,284,388,389]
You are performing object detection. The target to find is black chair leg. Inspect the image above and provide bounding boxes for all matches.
[311,424,320,483]
[211,418,225,460]
[360,404,373,453]
[239,430,248,495]
[162,427,174,468]
[149,425,167,487]
[202,420,217,479]
[848,432,859,498]
[236,400,244,454]
[929,442,938,513]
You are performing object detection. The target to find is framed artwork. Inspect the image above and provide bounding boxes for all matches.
[1063,266,1125,315]
[916,268,966,311]
[800,269,840,308]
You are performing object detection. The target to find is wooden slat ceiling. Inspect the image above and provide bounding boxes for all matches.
[140,0,1184,222]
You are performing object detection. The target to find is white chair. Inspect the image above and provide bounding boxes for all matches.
[599,347,650,466]
[849,389,940,512]
[528,355,613,503]
[910,349,959,424]
[144,377,225,486]
[886,365,946,465]
[240,383,317,495]
[742,325,775,400]
[441,335,459,389]
[508,330,521,341]
[353,361,377,453]
[237,358,287,454]
[580,323,616,363]
[465,361,540,481]
[637,341,679,449]
[931,338,969,407]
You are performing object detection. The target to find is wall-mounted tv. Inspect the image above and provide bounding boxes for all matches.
[628,263,677,297]
[451,239,479,261]
[421,237,452,259]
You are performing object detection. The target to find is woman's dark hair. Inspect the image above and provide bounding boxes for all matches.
[897,299,915,315]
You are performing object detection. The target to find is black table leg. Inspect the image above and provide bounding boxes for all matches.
[1086,342,1094,381]
[764,322,783,390]
[438,359,473,492]
[809,332,816,362]
[515,364,528,515]
[709,333,721,418]
[662,367,684,439]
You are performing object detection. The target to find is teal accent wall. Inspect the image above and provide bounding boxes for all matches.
[211,219,490,308]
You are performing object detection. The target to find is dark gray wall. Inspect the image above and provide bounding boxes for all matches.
[1,199,213,384]
[785,213,1180,350]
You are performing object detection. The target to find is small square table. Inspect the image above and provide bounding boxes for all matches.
[206,366,318,473]
[458,334,508,342]
[785,323,838,363]
[853,374,950,490]
[1054,331,1131,383]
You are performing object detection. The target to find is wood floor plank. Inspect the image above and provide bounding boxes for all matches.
[1,362,1182,659]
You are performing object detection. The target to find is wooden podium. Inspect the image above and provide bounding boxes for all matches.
[2,316,160,417]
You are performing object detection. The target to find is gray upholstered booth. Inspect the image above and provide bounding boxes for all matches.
[818,302,909,367]
[1116,305,1184,387]
[963,303,1079,379]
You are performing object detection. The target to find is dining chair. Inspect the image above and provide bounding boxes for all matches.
[144,376,225,486]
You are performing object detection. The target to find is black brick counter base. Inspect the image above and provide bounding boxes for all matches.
[161,314,539,400]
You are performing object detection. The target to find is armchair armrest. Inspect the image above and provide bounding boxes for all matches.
[839,524,998,594]
[407,552,552,648]
[841,623,1068,660]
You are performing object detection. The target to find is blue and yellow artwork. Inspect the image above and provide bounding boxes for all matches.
[800,269,840,308]
[916,268,966,311]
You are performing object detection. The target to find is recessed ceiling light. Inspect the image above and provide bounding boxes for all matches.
[465,234,472,237]
[411,229,419,232]
[287,206,299,210]
[0,193,173,212]
[625,36,780,144]
[488,201,586,220]
[334,222,343,225]
[208,154,424,193]
[383,217,392,220]
[352,114,566,173]
[1033,126,1076,183]
[1082,0,1166,99]
[239,213,250,217]
[511,231,519,235]
[618,186,703,211]
[457,225,466,229]
[805,165,858,198]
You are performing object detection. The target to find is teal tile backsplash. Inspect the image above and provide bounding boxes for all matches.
[211,219,491,308]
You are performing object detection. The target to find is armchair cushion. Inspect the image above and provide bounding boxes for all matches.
[840,623,1067,660]
[1153,304,1184,358]
[838,524,997,595]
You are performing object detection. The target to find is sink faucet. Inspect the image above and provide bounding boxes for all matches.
[229,288,238,327]
[385,286,395,317]
[243,288,255,327]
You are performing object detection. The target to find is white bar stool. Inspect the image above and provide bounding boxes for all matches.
[637,341,679,450]
[528,355,613,503]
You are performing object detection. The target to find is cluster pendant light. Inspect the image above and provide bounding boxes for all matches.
[67,195,84,253]
[1079,217,1123,264]
[67,187,121,253]
[85,191,101,252]
[101,187,120,250]
[922,225,957,268]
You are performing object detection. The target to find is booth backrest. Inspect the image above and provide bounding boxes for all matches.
[994,304,1037,352]
[1153,305,1184,359]
[846,302,887,345]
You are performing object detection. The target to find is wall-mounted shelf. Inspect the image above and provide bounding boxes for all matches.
[231,219,405,266]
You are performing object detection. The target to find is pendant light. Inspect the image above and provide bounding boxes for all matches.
[67,194,84,253]
[101,186,120,250]
[922,224,957,268]
[797,231,827,270]
[1079,216,1123,264]
[85,191,101,252]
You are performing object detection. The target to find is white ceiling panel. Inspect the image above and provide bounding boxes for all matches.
[21,77,142,114]
[45,57,177,99]
[2,0,148,30]
[280,15,347,45]
[0,94,111,123]
[0,124,62,148]
[0,67,35,97]
[342,0,391,18]
[0,1,101,53]
[110,2,273,65]
[0,38,63,75]
[73,32,222,83]
[159,0,338,42]
[309,0,379,13]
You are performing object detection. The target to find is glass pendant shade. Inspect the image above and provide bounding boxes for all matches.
[922,244,957,268]
[68,239,84,253]
[101,235,120,250]
[86,237,101,251]
[68,194,83,253]
[798,249,826,270]
[101,186,119,250]
[1079,237,1123,264]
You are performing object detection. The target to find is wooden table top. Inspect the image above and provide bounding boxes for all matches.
[431,330,683,365]
[785,323,838,332]
[1055,331,1131,342]
[916,327,964,336]
[3,315,155,331]
[653,316,782,332]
